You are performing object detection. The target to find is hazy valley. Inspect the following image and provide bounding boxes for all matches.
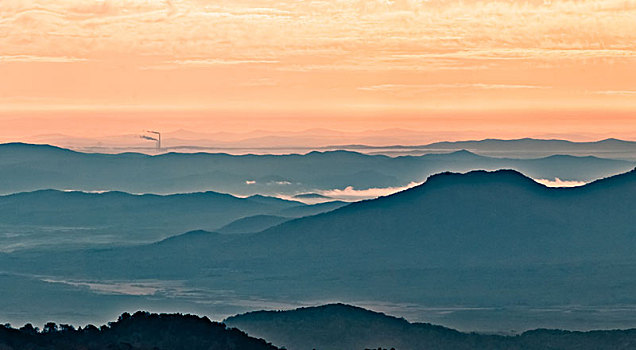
[1,142,636,336]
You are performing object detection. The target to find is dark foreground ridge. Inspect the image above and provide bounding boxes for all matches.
[0,311,278,350]
[226,303,636,350]
[3,307,636,350]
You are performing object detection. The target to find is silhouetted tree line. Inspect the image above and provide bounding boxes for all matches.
[5,309,636,350]
[0,311,279,350]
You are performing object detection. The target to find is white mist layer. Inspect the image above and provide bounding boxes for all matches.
[533,178,587,187]
[318,182,423,201]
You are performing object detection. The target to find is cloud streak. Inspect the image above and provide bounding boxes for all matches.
[0,55,87,63]
[170,59,279,66]
[358,83,548,92]
[594,90,636,96]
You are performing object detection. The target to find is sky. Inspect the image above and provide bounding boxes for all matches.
[1,0,635,140]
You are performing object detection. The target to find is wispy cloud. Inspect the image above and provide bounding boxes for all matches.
[43,278,161,296]
[0,55,87,63]
[387,49,636,61]
[171,59,279,66]
[358,83,547,92]
[593,90,636,96]
[142,58,279,70]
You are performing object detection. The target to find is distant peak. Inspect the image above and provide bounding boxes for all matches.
[597,137,630,144]
[155,229,219,244]
[224,303,406,326]
[2,188,135,198]
[247,194,285,201]
[426,169,531,182]
[305,150,367,157]
[226,303,374,318]
[293,193,332,199]
[313,303,370,311]
[0,142,73,152]
[448,149,478,156]
[542,154,596,160]
[181,229,216,236]
[393,169,540,196]
[290,303,383,316]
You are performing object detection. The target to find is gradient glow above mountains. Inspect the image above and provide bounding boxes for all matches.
[1,0,635,139]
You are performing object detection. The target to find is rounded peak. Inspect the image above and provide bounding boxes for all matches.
[293,193,332,199]
[424,169,532,184]
[247,194,288,201]
[311,303,371,312]
[596,137,632,144]
[225,303,409,327]
[445,149,480,157]
[0,142,75,152]
[371,169,539,201]
[155,229,219,245]
[305,150,368,157]
[180,229,217,236]
[1,189,137,198]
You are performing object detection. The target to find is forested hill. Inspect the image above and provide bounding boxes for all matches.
[0,311,278,350]
[226,304,636,350]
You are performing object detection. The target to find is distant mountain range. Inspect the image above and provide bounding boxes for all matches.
[358,138,636,159]
[0,189,345,250]
[2,168,636,331]
[1,142,634,197]
[225,303,636,350]
[25,128,465,150]
[24,131,636,160]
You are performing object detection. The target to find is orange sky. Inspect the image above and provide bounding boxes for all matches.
[1,0,635,140]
